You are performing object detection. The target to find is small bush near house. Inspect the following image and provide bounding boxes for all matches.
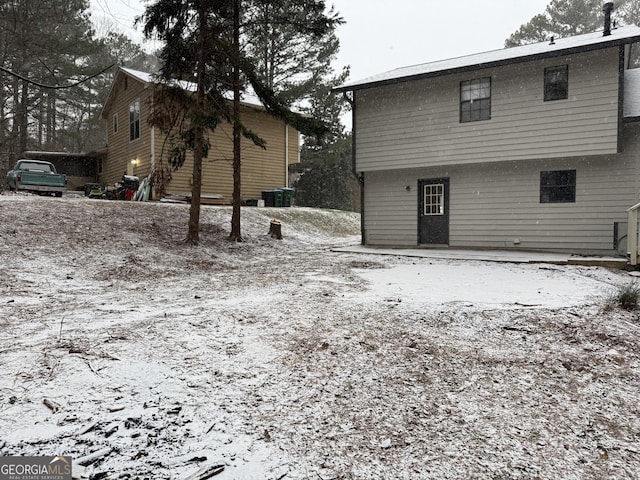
[606,282,640,310]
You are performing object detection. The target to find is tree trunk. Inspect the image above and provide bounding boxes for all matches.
[229,0,243,242]
[46,92,55,148]
[0,82,5,148]
[186,0,209,245]
[10,74,19,153]
[37,90,43,148]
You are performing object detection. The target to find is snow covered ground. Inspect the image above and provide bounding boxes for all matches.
[0,193,639,479]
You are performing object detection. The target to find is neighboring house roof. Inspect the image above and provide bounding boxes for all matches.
[121,67,197,92]
[100,66,264,119]
[335,25,640,92]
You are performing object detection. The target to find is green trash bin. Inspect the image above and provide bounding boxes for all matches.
[281,187,294,207]
[273,189,283,207]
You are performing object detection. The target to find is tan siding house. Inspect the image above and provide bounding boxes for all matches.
[337,21,640,256]
[101,67,299,202]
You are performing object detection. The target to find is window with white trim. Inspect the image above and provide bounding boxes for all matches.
[129,100,140,141]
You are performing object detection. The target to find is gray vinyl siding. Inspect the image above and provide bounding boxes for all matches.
[356,48,620,172]
[363,124,640,253]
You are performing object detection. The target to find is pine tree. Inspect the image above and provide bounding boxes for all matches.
[293,133,359,212]
[243,0,343,106]
[0,0,104,154]
[506,0,640,47]
[140,0,341,243]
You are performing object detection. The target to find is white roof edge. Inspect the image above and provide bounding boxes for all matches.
[119,66,154,84]
[338,25,640,91]
[118,66,264,108]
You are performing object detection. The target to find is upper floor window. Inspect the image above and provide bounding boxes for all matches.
[460,77,491,123]
[113,113,118,134]
[544,65,568,101]
[540,170,576,203]
[129,100,140,141]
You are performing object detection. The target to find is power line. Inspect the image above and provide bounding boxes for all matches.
[0,64,116,89]
[91,0,145,36]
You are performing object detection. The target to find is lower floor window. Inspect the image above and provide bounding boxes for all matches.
[540,170,576,203]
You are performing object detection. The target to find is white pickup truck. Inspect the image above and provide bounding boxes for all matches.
[6,159,68,196]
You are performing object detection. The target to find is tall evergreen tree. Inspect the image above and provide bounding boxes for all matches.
[293,133,359,212]
[243,0,343,106]
[506,0,640,47]
[140,0,340,243]
[141,0,232,244]
[243,0,352,212]
[291,62,356,211]
[0,0,103,155]
[78,33,158,151]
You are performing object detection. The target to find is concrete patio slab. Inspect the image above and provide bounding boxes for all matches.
[333,245,629,269]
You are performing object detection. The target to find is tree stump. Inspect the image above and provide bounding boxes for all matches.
[269,220,282,239]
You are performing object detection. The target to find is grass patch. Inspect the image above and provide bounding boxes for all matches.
[606,282,640,310]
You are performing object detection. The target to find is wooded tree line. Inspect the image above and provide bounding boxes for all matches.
[0,0,156,161]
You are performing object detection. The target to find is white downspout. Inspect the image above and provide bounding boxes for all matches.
[149,85,156,199]
[627,201,640,265]
[285,124,289,187]
[150,126,155,172]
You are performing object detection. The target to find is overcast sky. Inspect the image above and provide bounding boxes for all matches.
[91,0,552,84]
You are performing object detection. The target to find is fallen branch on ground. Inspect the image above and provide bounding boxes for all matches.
[75,447,113,466]
[43,398,61,412]
[180,464,225,480]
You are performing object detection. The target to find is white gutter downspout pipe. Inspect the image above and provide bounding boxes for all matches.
[285,124,289,188]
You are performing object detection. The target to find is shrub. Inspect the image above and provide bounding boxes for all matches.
[611,282,640,310]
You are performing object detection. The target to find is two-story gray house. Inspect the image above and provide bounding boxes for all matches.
[336,14,640,256]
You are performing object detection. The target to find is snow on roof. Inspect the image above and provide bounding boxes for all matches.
[120,66,263,108]
[337,25,640,92]
[624,68,640,118]
[120,66,156,85]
